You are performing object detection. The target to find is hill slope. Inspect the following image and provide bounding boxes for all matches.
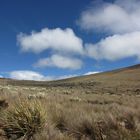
[48,64,140,94]
[0,64,140,95]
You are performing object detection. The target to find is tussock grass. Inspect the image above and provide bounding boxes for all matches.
[0,99,46,140]
[0,85,140,140]
[0,99,8,110]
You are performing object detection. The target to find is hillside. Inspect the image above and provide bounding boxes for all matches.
[0,64,140,140]
[0,64,140,95]
[49,64,140,95]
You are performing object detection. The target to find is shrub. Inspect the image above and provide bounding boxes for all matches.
[0,99,46,140]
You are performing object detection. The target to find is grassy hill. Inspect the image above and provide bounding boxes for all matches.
[0,64,140,140]
[1,64,140,95]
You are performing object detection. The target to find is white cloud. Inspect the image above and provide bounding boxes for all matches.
[78,0,140,34]
[84,71,100,75]
[34,54,83,70]
[9,71,51,81]
[0,75,3,78]
[86,32,140,61]
[9,70,77,81]
[17,28,84,54]
[78,0,140,61]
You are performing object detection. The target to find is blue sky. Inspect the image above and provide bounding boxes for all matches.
[0,0,140,80]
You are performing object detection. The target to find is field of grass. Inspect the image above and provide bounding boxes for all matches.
[0,84,140,140]
[0,65,140,140]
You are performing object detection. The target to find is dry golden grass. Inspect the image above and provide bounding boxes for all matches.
[0,86,139,140]
[0,98,46,140]
[0,65,140,139]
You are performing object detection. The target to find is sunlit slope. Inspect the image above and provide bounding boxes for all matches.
[0,64,140,95]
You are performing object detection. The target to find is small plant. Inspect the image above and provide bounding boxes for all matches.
[0,99,8,109]
[0,99,46,140]
[50,107,67,132]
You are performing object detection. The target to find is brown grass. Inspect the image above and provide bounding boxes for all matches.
[0,99,46,140]
[0,85,139,140]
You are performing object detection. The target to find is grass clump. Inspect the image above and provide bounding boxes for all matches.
[0,99,46,140]
[0,99,8,110]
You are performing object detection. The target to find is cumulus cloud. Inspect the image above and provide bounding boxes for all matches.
[86,32,140,61]
[78,0,140,34]
[0,75,3,78]
[84,71,100,75]
[34,54,83,70]
[17,28,84,54]
[9,71,51,81]
[9,70,77,81]
[77,0,140,61]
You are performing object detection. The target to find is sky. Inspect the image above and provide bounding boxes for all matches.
[0,0,140,81]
